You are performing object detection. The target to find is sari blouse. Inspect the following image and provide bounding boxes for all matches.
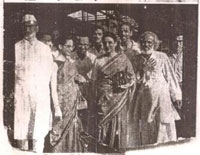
[91,52,135,116]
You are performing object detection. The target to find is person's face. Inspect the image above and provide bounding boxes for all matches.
[103,36,117,54]
[23,23,38,37]
[93,29,103,44]
[109,20,118,35]
[52,30,60,40]
[172,36,183,53]
[46,41,53,48]
[41,35,53,48]
[61,39,74,56]
[120,24,132,43]
[140,34,155,54]
[78,37,90,55]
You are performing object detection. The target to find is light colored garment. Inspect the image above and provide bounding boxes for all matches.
[14,39,54,140]
[169,52,183,84]
[129,51,181,147]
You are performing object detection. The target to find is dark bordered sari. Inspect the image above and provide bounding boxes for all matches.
[92,52,136,150]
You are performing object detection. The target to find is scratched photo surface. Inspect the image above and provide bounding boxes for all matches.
[3,3,197,153]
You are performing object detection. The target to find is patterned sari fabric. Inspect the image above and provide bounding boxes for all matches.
[49,58,83,152]
[92,52,135,150]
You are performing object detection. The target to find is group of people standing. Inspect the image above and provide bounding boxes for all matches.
[13,14,183,153]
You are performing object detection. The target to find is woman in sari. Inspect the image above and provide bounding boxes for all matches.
[91,32,136,151]
[129,31,182,147]
[49,37,85,152]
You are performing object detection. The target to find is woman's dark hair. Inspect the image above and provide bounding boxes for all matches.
[103,31,117,42]
[53,35,74,50]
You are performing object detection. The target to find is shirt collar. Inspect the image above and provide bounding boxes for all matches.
[23,37,37,45]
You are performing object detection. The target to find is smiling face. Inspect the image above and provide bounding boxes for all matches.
[120,24,132,43]
[93,28,103,44]
[60,39,74,56]
[103,36,117,54]
[78,37,90,56]
[140,34,155,54]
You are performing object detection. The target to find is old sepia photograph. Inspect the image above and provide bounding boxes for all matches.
[0,1,198,154]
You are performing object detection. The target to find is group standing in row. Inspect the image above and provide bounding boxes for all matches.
[14,14,183,153]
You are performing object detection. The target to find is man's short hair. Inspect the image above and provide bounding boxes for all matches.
[39,33,52,41]
[176,35,183,41]
[77,35,90,43]
[94,25,104,33]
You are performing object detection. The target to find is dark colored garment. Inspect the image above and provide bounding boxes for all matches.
[92,52,136,150]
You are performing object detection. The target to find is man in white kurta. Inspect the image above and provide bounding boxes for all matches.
[14,14,61,153]
[129,31,182,147]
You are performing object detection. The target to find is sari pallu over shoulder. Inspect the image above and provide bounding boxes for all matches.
[49,60,83,152]
[100,53,128,76]
[96,53,136,150]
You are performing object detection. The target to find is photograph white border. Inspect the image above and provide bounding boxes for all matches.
[0,0,199,154]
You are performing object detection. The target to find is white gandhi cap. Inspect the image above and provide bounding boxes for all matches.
[22,14,37,24]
